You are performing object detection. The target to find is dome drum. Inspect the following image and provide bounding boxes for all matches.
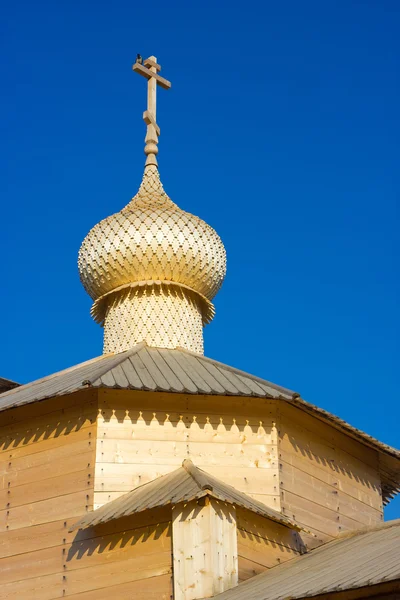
[103,282,205,354]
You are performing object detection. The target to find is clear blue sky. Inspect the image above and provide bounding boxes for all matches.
[1,1,399,517]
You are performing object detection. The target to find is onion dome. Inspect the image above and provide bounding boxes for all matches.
[78,55,226,355]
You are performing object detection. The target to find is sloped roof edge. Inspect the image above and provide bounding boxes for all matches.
[207,518,400,600]
[69,460,301,533]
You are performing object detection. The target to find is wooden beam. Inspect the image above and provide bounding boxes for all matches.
[143,110,160,136]
[144,58,161,72]
[132,62,171,89]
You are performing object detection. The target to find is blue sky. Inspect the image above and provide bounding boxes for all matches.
[1,1,399,518]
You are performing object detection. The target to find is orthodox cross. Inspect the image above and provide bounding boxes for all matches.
[132,55,171,166]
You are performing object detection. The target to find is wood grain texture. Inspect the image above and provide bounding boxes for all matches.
[236,508,301,583]
[95,391,281,512]
[0,390,176,600]
[278,403,383,548]
[0,392,97,599]
[173,498,238,600]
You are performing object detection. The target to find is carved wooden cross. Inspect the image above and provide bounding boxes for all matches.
[132,55,171,166]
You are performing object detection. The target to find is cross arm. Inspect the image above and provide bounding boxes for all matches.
[132,62,171,90]
[144,58,161,72]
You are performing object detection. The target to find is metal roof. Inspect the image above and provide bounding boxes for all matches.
[0,377,19,394]
[209,519,400,600]
[0,342,295,412]
[70,459,300,532]
[0,342,398,502]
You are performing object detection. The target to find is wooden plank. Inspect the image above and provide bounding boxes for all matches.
[1,439,94,482]
[0,519,71,559]
[95,464,280,495]
[0,506,172,559]
[65,552,172,595]
[279,431,381,499]
[338,491,383,524]
[0,572,62,600]
[0,544,63,584]
[0,490,92,532]
[248,493,283,513]
[98,388,278,418]
[64,573,172,600]
[67,522,171,571]
[172,499,237,600]
[280,462,340,512]
[236,507,301,551]
[2,450,94,490]
[280,458,383,529]
[237,532,299,569]
[0,521,171,584]
[238,555,267,581]
[278,404,379,469]
[281,489,340,537]
[0,421,95,461]
[0,569,172,600]
[75,505,172,537]
[93,490,126,508]
[279,429,380,485]
[279,449,382,510]
[96,438,277,467]
[280,489,370,537]
[196,466,280,495]
[0,469,91,509]
[0,389,97,429]
[0,401,97,446]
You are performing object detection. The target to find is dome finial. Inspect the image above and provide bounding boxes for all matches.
[132,55,172,167]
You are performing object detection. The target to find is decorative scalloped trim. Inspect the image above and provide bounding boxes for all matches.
[91,279,215,327]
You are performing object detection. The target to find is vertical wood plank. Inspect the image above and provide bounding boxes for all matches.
[172,498,238,600]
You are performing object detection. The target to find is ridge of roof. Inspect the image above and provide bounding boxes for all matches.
[69,460,301,533]
[182,458,214,491]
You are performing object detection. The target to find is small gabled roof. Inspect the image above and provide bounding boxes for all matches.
[210,519,400,600]
[70,460,301,532]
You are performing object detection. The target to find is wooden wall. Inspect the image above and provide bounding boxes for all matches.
[95,389,281,512]
[173,499,237,599]
[0,390,97,599]
[278,404,383,548]
[236,507,302,582]
[0,391,173,599]
[64,507,172,599]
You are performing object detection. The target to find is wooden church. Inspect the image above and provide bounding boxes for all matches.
[1,56,399,600]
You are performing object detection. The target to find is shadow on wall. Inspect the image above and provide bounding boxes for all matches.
[286,432,380,493]
[67,519,172,562]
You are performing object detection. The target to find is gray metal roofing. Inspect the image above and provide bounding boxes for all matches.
[0,377,19,394]
[70,459,300,532]
[0,342,399,502]
[0,342,295,412]
[210,519,400,600]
